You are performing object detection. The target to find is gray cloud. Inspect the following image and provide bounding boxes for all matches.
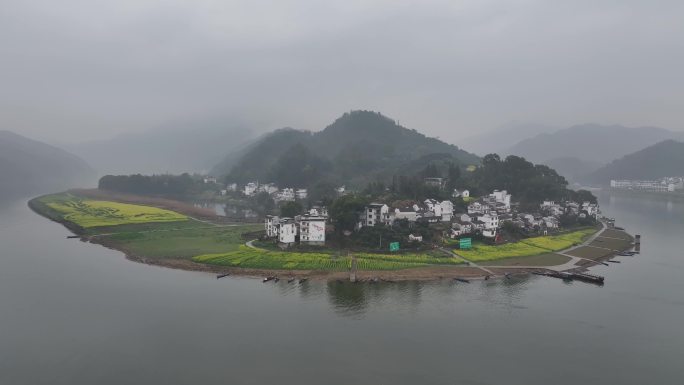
[1,0,683,144]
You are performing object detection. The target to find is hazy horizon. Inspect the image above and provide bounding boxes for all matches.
[2,0,683,145]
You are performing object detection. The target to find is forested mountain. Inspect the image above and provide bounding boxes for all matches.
[68,121,255,176]
[0,131,95,199]
[506,124,682,164]
[212,111,480,188]
[584,140,684,185]
[212,128,312,183]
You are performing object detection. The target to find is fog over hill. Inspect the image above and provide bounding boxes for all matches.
[0,131,95,199]
[212,111,480,188]
[67,120,256,176]
[460,122,557,156]
[584,140,684,185]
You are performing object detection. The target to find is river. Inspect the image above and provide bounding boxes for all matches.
[0,191,681,385]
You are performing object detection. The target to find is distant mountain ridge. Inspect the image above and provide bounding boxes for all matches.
[68,120,255,176]
[584,140,684,185]
[506,124,683,165]
[212,110,480,187]
[461,122,557,156]
[0,131,95,199]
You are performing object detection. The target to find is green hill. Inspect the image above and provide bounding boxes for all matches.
[212,111,480,187]
[584,140,684,184]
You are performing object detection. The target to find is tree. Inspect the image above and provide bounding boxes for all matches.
[268,143,332,187]
[308,180,338,206]
[254,192,275,215]
[329,194,367,232]
[446,162,461,191]
[280,201,303,217]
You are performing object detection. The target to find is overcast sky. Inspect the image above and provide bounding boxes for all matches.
[1,0,683,144]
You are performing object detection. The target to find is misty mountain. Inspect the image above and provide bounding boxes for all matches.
[68,121,256,176]
[213,110,480,187]
[460,122,556,156]
[584,140,684,185]
[544,157,604,183]
[506,124,683,165]
[0,131,95,199]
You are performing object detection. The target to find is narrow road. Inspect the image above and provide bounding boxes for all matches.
[245,239,267,251]
[467,221,624,273]
[439,247,495,276]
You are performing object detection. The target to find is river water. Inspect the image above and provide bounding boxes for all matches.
[0,192,682,385]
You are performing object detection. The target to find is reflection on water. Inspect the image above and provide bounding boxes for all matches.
[194,201,259,219]
[2,193,683,385]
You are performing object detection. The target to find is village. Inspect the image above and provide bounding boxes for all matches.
[209,179,601,250]
[610,176,684,193]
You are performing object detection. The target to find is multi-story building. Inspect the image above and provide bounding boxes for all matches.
[361,203,391,227]
[278,219,297,246]
[298,215,326,245]
[265,215,280,237]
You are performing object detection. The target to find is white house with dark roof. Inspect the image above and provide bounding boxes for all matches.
[361,203,391,227]
[424,199,443,217]
[394,206,418,222]
[440,200,454,221]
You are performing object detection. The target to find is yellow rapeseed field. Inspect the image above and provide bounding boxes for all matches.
[45,197,188,228]
[457,228,598,262]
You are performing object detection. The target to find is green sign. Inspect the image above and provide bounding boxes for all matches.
[459,238,472,250]
[389,242,400,252]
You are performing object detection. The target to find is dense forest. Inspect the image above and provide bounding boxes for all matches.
[325,153,596,233]
[212,110,480,188]
[98,174,218,198]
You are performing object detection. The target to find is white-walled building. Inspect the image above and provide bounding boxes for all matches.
[278,219,297,246]
[440,200,454,222]
[490,190,512,210]
[361,203,391,227]
[226,183,238,192]
[299,215,326,245]
[467,201,489,215]
[276,188,295,202]
[244,182,258,196]
[296,189,308,200]
[258,183,279,194]
[265,215,280,237]
[393,206,418,222]
[424,199,443,217]
[309,206,328,217]
[453,189,470,198]
[478,213,500,231]
[581,202,599,218]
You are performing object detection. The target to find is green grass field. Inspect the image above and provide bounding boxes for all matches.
[193,246,350,270]
[193,247,464,271]
[457,227,598,262]
[40,194,188,228]
[104,224,262,259]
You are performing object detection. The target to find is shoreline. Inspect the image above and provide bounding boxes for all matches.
[28,193,636,282]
